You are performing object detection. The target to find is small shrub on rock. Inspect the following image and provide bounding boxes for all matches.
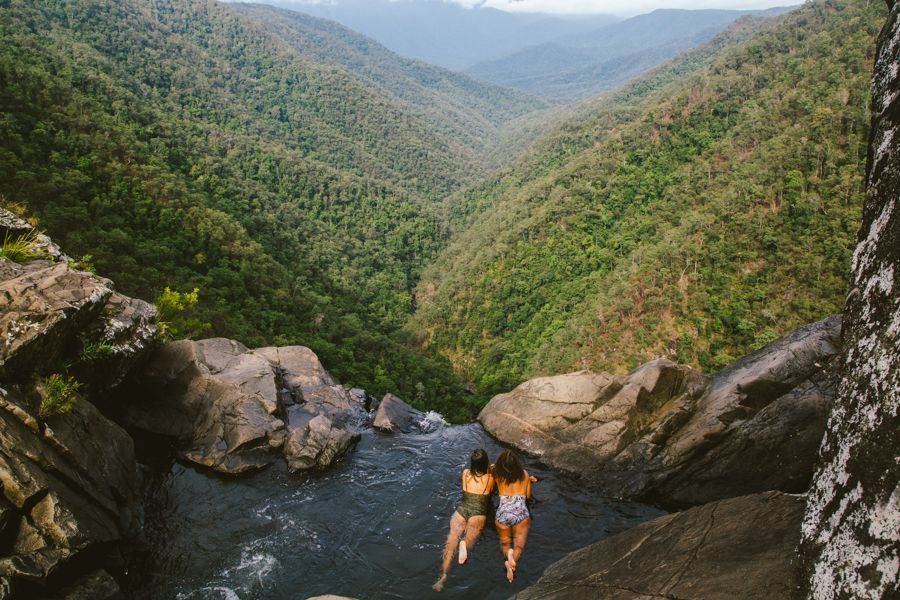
[39,374,80,418]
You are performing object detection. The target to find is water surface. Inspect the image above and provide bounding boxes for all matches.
[128,424,662,599]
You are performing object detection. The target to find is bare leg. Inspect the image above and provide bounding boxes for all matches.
[495,520,515,582]
[459,515,486,565]
[510,518,531,568]
[433,512,466,592]
[494,520,512,559]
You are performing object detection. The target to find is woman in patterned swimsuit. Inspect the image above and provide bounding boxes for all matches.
[433,448,495,592]
[493,450,535,583]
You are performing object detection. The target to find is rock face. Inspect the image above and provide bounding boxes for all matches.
[480,316,841,507]
[799,2,900,598]
[0,210,151,597]
[0,388,141,597]
[0,208,157,390]
[511,491,804,600]
[118,339,367,474]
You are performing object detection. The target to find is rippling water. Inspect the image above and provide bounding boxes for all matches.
[127,424,662,599]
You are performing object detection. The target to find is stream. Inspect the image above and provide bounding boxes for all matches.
[126,423,663,599]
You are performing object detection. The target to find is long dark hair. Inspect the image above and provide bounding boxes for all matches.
[470,448,490,477]
[493,450,525,484]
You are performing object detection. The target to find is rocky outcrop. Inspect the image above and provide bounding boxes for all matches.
[117,339,367,474]
[0,208,156,389]
[0,210,67,263]
[0,258,111,383]
[0,209,154,597]
[480,316,841,507]
[799,2,900,598]
[511,491,804,600]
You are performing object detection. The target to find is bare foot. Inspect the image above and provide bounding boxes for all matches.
[507,548,517,569]
[458,540,468,565]
[504,560,515,582]
[432,574,446,592]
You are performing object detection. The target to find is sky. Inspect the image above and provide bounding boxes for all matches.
[445,0,799,15]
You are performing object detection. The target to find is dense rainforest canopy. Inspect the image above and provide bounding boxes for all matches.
[0,0,539,420]
[412,0,885,402]
[0,0,884,419]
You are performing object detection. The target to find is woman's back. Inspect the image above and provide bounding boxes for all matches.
[496,471,529,497]
[462,469,493,495]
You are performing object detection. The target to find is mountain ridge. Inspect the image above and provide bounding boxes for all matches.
[466,6,799,99]
[251,0,619,70]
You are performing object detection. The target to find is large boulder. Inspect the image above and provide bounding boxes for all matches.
[480,316,842,507]
[511,491,804,600]
[118,340,366,474]
[116,339,285,474]
[799,3,900,598]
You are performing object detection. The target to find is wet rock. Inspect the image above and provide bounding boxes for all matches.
[120,341,367,474]
[480,317,841,507]
[799,3,900,598]
[47,570,122,599]
[512,491,804,600]
[257,346,367,471]
[349,388,374,411]
[283,414,360,471]
[373,394,428,433]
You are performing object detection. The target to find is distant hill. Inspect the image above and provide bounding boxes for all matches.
[230,3,544,158]
[466,7,798,100]
[411,0,885,401]
[248,0,619,70]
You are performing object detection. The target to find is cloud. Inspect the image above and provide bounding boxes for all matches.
[444,0,797,16]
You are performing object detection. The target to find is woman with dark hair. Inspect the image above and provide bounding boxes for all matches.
[432,448,494,592]
[493,449,534,583]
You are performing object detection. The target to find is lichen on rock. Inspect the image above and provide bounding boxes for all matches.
[799,2,900,598]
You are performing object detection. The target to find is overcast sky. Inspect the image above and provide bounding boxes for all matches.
[447,1,800,16]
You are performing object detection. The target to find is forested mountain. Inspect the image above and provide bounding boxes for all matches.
[0,0,538,420]
[229,3,544,159]
[411,0,884,401]
[466,7,797,100]
[254,0,618,70]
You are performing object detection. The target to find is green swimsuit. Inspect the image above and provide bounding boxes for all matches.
[456,490,491,520]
